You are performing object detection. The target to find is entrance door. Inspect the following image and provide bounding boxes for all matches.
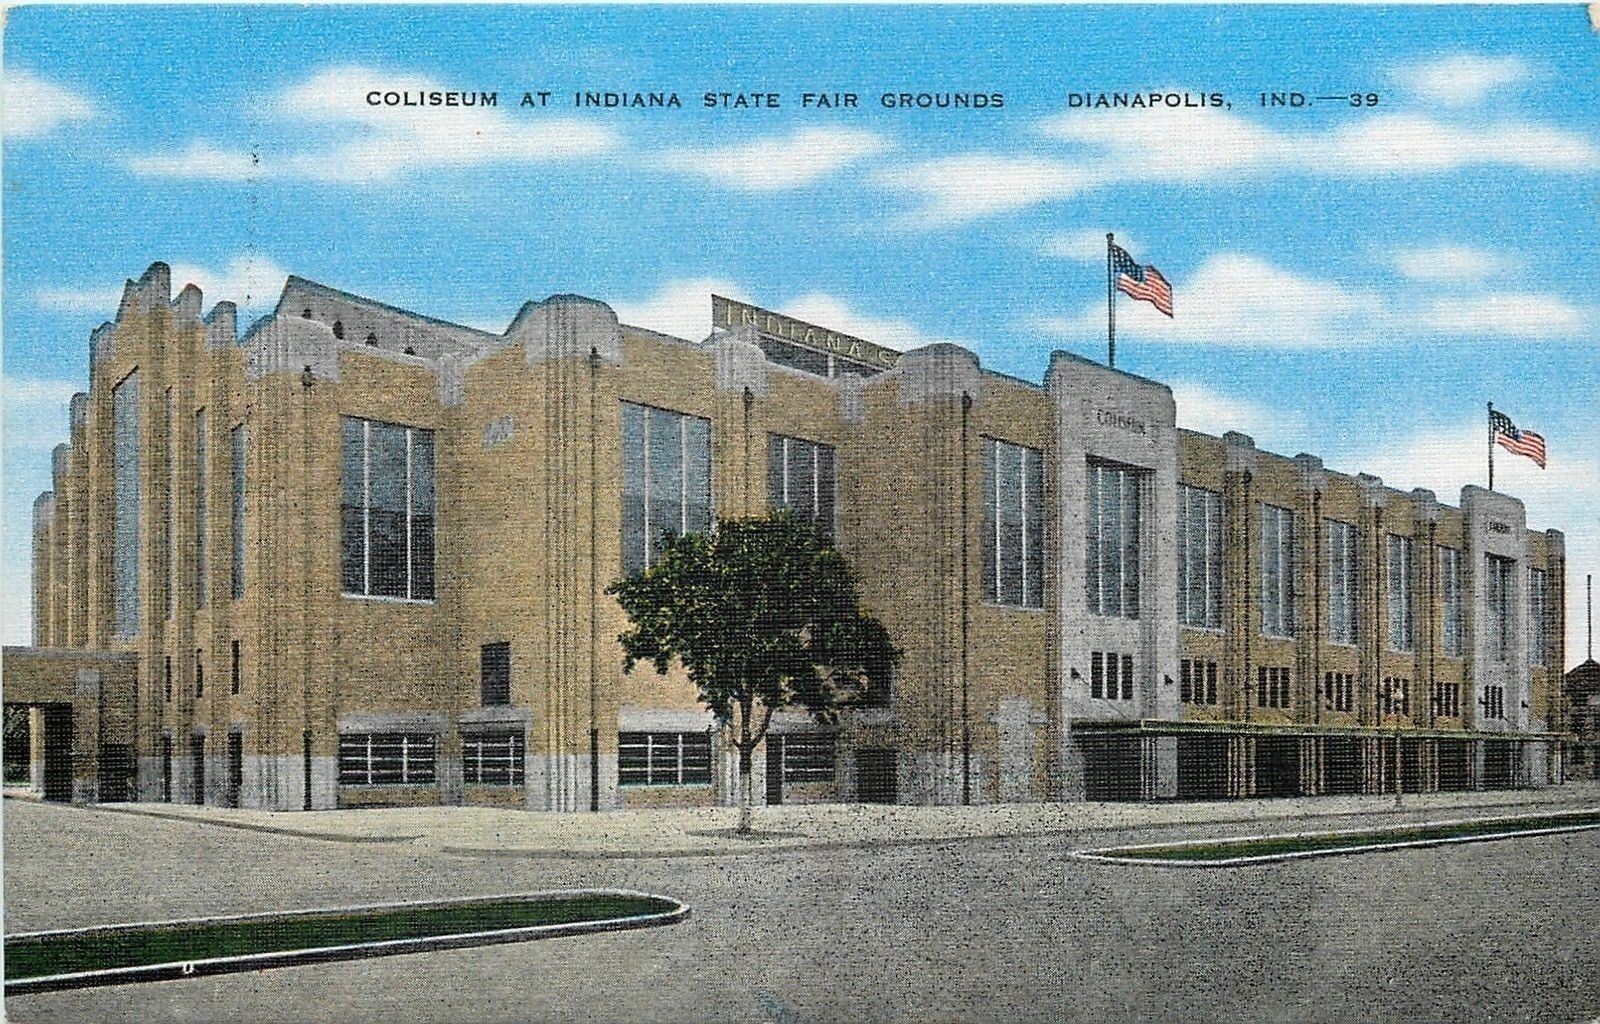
[192,735,206,805]
[227,733,244,807]
[97,744,134,802]
[856,748,897,804]
[41,705,73,803]
[765,736,784,806]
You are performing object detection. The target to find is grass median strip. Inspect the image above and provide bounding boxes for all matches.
[1080,808,1600,866]
[6,890,684,992]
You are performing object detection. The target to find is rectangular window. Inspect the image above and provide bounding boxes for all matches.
[1381,677,1411,717]
[462,730,525,786]
[480,642,511,707]
[617,731,713,786]
[983,439,1045,609]
[1086,462,1141,618]
[1322,672,1355,713]
[195,408,207,609]
[112,371,141,636]
[621,403,713,576]
[1256,666,1292,709]
[777,734,836,784]
[164,655,172,702]
[1529,567,1549,667]
[165,388,175,620]
[1486,555,1514,661]
[1260,505,1295,638]
[230,640,240,695]
[1326,520,1360,646]
[1177,485,1223,629]
[1439,547,1465,658]
[1386,534,1416,652]
[768,435,837,541]
[1481,685,1505,720]
[1089,651,1135,701]
[337,733,438,785]
[1431,680,1460,719]
[340,417,436,600]
[1180,659,1218,705]
[194,648,204,698]
[231,424,247,599]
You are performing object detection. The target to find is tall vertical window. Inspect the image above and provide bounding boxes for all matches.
[983,438,1044,609]
[194,409,207,609]
[194,648,204,698]
[1528,567,1549,667]
[1177,484,1223,628]
[112,371,141,637]
[1326,520,1359,646]
[340,418,436,600]
[621,402,712,576]
[165,388,175,620]
[768,434,836,541]
[1386,534,1416,652]
[1439,547,1465,658]
[230,639,241,695]
[1086,462,1141,618]
[481,641,511,706]
[1260,504,1295,638]
[231,424,247,599]
[1486,555,1514,661]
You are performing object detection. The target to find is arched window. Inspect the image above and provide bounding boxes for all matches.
[365,332,378,347]
[301,308,312,319]
[403,346,416,356]
[332,320,344,340]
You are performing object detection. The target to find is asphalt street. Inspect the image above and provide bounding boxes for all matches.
[4,799,1597,1024]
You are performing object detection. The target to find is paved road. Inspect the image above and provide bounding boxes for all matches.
[4,799,1598,1023]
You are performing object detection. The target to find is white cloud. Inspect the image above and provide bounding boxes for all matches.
[1169,380,1302,446]
[659,128,888,192]
[1037,253,1383,349]
[130,66,619,184]
[1428,293,1588,339]
[881,102,1598,226]
[4,70,97,141]
[1394,244,1515,283]
[613,277,751,341]
[1398,55,1530,107]
[1332,421,1600,669]
[1040,228,1141,262]
[613,277,962,351]
[875,155,1096,227]
[36,255,289,316]
[127,142,259,181]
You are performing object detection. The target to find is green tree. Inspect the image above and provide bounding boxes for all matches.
[608,512,900,834]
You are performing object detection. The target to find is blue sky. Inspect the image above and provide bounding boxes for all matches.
[5,5,1597,665]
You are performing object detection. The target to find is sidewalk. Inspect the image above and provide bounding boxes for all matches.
[72,781,1600,859]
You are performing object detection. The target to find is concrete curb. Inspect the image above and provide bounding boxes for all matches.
[3,888,689,995]
[1072,808,1600,868]
[43,790,1600,861]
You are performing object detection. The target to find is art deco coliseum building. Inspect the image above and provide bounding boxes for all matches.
[19,262,1570,810]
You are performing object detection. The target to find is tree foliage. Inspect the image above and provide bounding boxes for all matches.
[607,512,900,756]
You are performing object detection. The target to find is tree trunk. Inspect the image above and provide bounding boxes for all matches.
[736,744,754,835]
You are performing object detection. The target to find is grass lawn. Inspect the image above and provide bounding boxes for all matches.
[6,892,678,983]
[1093,809,1600,864]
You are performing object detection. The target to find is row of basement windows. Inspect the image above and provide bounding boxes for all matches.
[1179,665,1467,720]
[106,392,1554,666]
[334,730,836,787]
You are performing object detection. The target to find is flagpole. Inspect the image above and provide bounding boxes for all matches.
[1487,401,1495,492]
[1106,232,1116,369]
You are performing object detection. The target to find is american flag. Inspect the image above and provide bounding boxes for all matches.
[1110,242,1173,317]
[1490,409,1547,468]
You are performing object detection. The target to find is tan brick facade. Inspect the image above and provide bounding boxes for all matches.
[17,262,1570,809]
